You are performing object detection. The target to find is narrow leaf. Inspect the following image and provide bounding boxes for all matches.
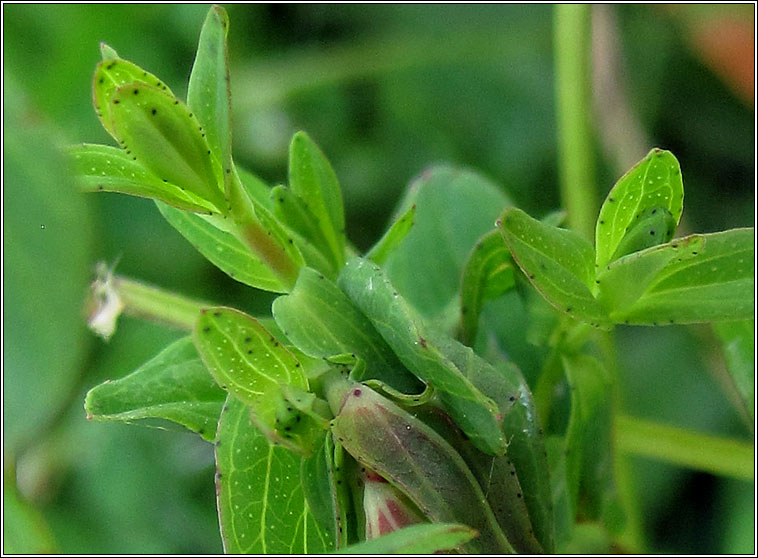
[610,206,676,260]
[595,148,683,269]
[215,396,335,554]
[338,257,506,455]
[459,229,515,345]
[84,337,225,442]
[288,131,346,269]
[157,201,287,292]
[334,523,476,555]
[273,267,420,394]
[366,204,416,265]
[498,207,609,328]
[70,143,217,213]
[187,5,232,196]
[109,83,225,211]
[614,228,754,325]
[713,319,754,421]
[301,433,342,547]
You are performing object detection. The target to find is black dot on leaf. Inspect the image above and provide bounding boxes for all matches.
[151,108,157,115]
[203,326,210,332]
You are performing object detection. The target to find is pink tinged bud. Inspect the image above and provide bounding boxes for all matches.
[362,468,422,539]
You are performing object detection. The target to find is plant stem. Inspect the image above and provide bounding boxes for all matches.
[615,414,755,481]
[113,275,210,331]
[554,4,597,240]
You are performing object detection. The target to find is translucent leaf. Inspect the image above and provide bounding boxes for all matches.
[595,148,683,269]
[84,337,225,442]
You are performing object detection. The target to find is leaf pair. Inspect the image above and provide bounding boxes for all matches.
[499,149,754,328]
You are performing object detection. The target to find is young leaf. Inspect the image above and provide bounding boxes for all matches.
[330,383,514,554]
[84,337,225,442]
[288,131,346,269]
[334,523,477,555]
[109,83,226,211]
[459,229,516,345]
[366,204,416,265]
[612,228,754,325]
[301,433,342,547]
[187,5,232,196]
[70,144,217,213]
[610,206,676,261]
[595,148,683,269]
[156,201,287,292]
[338,257,506,455]
[272,267,420,394]
[193,307,322,454]
[498,207,610,328]
[562,353,614,520]
[93,54,174,139]
[215,396,335,554]
[713,319,754,421]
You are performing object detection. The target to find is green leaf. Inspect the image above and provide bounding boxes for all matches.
[70,143,217,213]
[459,229,515,345]
[3,482,57,554]
[187,5,232,197]
[215,396,335,554]
[334,523,477,555]
[366,204,416,266]
[338,257,506,455]
[156,201,286,292]
[612,228,754,325]
[272,267,420,394]
[384,165,512,318]
[330,383,513,554]
[93,54,174,139]
[193,307,322,454]
[301,433,343,547]
[562,353,614,520]
[498,207,609,328]
[288,131,346,269]
[595,148,683,269]
[713,319,754,421]
[84,337,225,442]
[109,83,225,211]
[610,206,676,261]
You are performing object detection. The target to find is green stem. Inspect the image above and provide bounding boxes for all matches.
[113,275,210,331]
[615,414,754,481]
[554,4,597,240]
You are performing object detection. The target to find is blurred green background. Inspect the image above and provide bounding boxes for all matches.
[3,4,754,554]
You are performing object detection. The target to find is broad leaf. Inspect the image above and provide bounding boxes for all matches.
[157,201,286,292]
[613,228,754,325]
[366,204,416,265]
[84,337,225,442]
[330,383,514,554]
[459,229,515,345]
[70,143,216,213]
[338,257,506,455]
[272,267,420,394]
[498,207,609,328]
[713,319,754,421]
[193,307,323,454]
[215,396,335,554]
[187,5,232,196]
[109,83,225,211]
[334,523,476,555]
[595,148,683,269]
[288,131,345,269]
[562,354,614,520]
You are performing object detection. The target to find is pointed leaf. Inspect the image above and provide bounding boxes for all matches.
[595,148,683,269]
[288,131,345,269]
[498,207,609,328]
[84,337,225,442]
[334,523,477,555]
[70,143,217,213]
[366,204,416,265]
[157,201,286,292]
[301,433,342,547]
[459,229,515,345]
[215,396,335,554]
[187,5,232,197]
[610,206,676,260]
[614,228,754,325]
[713,319,754,421]
[109,83,225,211]
[273,267,420,393]
[338,257,506,455]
